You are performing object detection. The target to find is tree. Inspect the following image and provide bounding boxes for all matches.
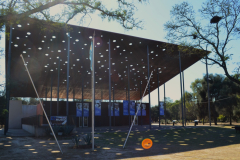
[0,90,7,125]
[164,0,240,85]
[166,100,181,120]
[191,73,240,125]
[28,97,39,105]
[215,77,240,125]
[0,0,146,31]
[151,105,158,122]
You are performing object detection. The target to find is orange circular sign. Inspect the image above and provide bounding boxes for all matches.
[142,138,153,149]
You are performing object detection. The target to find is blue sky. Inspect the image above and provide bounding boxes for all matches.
[1,0,240,106]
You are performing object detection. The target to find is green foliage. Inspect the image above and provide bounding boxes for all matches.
[218,115,225,122]
[191,73,240,125]
[62,125,74,136]
[0,0,145,30]
[83,134,92,145]
[151,106,159,122]
[0,90,6,125]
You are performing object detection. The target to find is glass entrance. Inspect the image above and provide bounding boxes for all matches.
[131,116,138,125]
[79,117,88,127]
[83,117,88,127]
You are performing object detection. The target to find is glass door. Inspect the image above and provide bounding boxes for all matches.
[83,117,88,127]
[79,117,82,127]
[131,116,138,125]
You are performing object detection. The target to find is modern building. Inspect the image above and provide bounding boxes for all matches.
[4,18,206,135]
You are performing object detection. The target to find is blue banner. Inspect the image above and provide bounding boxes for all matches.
[142,104,146,116]
[50,116,67,125]
[114,103,119,116]
[123,100,129,115]
[130,101,135,115]
[160,101,164,115]
[76,103,82,117]
[95,100,101,116]
[136,104,141,116]
[83,103,89,117]
[108,104,113,116]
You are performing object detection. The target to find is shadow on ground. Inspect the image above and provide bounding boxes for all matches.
[0,125,240,160]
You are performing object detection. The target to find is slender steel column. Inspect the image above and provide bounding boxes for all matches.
[66,33,70,116]
[113,86,115,126]
[45,87,47,101]
[57,58,60,116]
[82,76,84,129]
[50,72,53,116]
[182,71,186,126]
[147,45,151,129]
[126,88,127,100]
[73,89,75,102]
[157,71,160,127]
[206,56,211,126]
[179,51,184,127]
[91,32,95,150]
[140,81,142,126]
[108,39,111,130]
[5,24,13,135]
[128,64,130,128]
[164,83,166,125]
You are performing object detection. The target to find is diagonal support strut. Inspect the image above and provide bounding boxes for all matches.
[123,71,153,149]
[20,54,63,154]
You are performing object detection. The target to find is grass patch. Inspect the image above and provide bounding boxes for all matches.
[94,126,240,151]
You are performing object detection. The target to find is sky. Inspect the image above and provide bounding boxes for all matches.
[1,0,240,106]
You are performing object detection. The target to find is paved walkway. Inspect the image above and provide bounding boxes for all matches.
[74,123,205,134]
[1,122,236,137]
[0,128,34,137]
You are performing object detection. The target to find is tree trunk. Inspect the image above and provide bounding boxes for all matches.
[230,112,232,125]
[202,119,204,125]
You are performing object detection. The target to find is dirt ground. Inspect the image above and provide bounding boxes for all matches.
[0,125,240,160]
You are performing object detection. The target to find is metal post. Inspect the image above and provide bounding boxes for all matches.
[164,83,166,125]
[45,87,47,101]
[82,76,84,129]
[182,71,186,126]
[113,86,115,126]
[157,71,160,127]
[140,81,142,126]
[91,31,95,151]
[57,58,60,116]
[66,32,70,116]
[5,24,12,135]
[108,39,111,131]
[126,88,127,100]
[73,89,75,102]
[206,56,211,126]
[50,72,53,116]
[179,51,184,127]
[147,45,151,129]
[128,64,130,128]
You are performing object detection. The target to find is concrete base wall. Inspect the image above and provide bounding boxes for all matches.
[9,100,22,129]
[22,105,37,117]
[9,100,38,129]
[22,124,46,137]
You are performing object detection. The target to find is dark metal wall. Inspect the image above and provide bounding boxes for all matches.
[43,101,149,127]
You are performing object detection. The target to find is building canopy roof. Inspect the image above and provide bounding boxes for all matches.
[7,18,206,100]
